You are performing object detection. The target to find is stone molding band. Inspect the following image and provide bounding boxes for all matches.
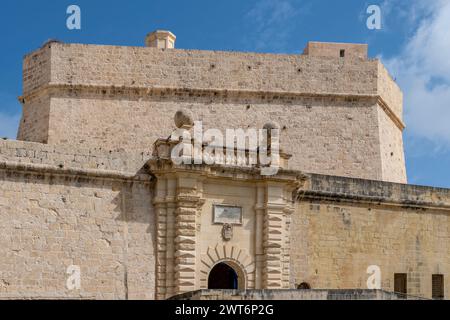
[298,190,450,212]
[0,160,152,183]
[19,83,405,131]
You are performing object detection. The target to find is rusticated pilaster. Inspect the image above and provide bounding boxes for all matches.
[263,202,285,289]
[173,176,205,295]
[254,184,265,289]
[262,182,297,289]
[164,178,177,298]
[153,178,167,300]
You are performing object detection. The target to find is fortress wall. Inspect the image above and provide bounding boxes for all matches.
[377,62,403,121]
[44,44,379,96]
[45,93,385,181]
[17,92,50,143]
[17,42,406,183]
[23,46,51,94]
[291,200,450,299]
[19,45,53,143]
[377,105,407,183]
[0,139,151,174]
[0,139,155,299]
[304,173,450,211]
[0,131,159,299]
[1,39,443,301]
[303,42,368,59]
[291,174,450,299]
[0,168,155,299]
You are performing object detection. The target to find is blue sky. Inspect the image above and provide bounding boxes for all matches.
[0,0,449,187]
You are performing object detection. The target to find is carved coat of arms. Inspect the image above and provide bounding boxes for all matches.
[222,224,233,241]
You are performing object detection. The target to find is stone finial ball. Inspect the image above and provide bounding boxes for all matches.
[174,109,194,128]
[263,121,280,131]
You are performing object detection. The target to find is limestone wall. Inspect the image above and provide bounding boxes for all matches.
[20,42,401,119]
[42,93,386,181]
[0,170,155,299]
[0,139,151,174]
[170,289,416,300]
[36,43,379,95]
[18,46,52,142]
[17,93,49,144]
[0,136,447,299]
[0,139,156,299]
[291,174,450,299]
[377,61,403,122]
[22,45,51,94]
[303,42,368,59]
[377,105,407,183]
[17,42,406,183]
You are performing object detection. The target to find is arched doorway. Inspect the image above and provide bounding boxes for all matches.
[297,282,311,289]
[200,247,253,290]
[208,262,240,289]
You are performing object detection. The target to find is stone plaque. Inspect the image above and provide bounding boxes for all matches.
[213,205,242,225]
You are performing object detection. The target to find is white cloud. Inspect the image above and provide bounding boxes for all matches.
[244,0,305,51]
[247,0,298,29]
[384,0,450,147]
[380,0,437,27]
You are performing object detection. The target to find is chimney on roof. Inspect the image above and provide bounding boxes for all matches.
[145,30,176,49]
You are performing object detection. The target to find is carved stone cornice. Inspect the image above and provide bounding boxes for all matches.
[19,82,404,131]
[0,160,152,183]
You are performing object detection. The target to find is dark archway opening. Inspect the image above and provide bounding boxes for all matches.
[208,263,238,289]
[297,282,311,289]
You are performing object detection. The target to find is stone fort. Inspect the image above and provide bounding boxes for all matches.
[0,30,448,299]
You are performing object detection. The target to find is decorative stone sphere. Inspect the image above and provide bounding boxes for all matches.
[174,109,194,128]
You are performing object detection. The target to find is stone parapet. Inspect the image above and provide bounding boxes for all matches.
[169,289,425,300]
[300,173,450,210]
[21,42,402,121]
[0,139,151,176]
